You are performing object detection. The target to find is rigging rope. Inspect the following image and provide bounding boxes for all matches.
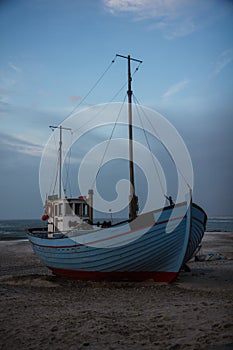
[47,133,59,197]
[71,80,128,135]
[87,57,142,195]
[133,96,166,196]
[52,56,143,198]
[63,55,117,120]
[132,62,142,77]
[133,95,191,190]
[91,94,128,190]
[63,130,73,197]
[52,149,60,197]
[71,55,142,135]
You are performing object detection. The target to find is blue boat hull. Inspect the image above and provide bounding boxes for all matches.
[27,202,207,282]
[184,203,207,263]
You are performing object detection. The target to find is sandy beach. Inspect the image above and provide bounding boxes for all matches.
[0,232,232,350]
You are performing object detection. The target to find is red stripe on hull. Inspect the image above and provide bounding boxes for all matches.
[48,267,178,283]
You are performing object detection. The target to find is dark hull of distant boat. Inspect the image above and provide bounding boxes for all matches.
[184,203,207,263]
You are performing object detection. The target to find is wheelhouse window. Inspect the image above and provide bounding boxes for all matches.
[65,202,73,215]
[83,204,88,216]
[59,203,63,216]
[75,203,81,216]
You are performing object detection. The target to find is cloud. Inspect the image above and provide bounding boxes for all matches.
[0,66,19,106]
[8,62,22,73]
[152,17,197,39]
[104,0,180,18]
[211,49,233,77]
[0,95,11,107]
[161,80,189,100]
[103,0,204,38]
[0,132,43,158]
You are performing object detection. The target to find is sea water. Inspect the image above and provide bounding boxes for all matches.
[206,217,233,233]
[0,217,232,241]
[0,219,46,241]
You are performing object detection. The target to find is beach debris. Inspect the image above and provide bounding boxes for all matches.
[195,253,225,261]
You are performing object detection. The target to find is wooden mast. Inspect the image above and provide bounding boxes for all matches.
[59,125,62,199]
[49,125,71,199]
[116,54,142,220]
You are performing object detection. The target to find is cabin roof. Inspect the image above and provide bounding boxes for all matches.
[47,196,87,204]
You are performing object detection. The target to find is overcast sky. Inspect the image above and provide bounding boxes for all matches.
[0,0,233,219]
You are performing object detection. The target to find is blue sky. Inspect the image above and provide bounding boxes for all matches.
[0,0,233,219]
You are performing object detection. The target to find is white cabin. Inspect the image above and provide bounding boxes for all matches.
[45,190,93,233]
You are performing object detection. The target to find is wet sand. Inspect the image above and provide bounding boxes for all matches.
[0,232,232,350]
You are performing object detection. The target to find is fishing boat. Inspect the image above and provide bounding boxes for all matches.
[27,54,207,282]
